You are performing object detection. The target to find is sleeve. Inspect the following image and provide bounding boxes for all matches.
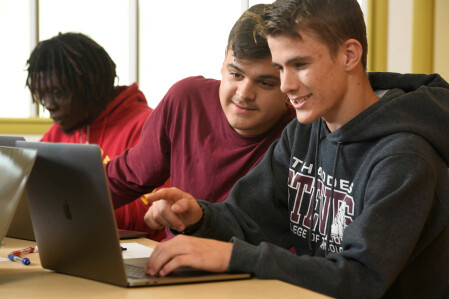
[191,125,294,248]
[229,154,442,298]
[193,132,445,298]
[106,97,172,208]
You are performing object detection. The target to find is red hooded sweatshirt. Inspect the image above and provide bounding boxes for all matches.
[41,83,166,241]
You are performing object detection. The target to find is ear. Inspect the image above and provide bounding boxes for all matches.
[343,39,363,71]
[221,47,228,72]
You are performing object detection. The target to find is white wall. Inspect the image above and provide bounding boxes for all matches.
[387,0,413,73]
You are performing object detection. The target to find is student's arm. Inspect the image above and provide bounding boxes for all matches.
[226,152,444,298]
[106,99,172,208]
[144,125,295,275]
[222,137,449,298]
[145,122,449,298]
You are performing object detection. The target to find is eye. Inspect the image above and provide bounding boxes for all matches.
[259,81,275,88]
[294,62,307,70]
[230,72,242,79]
[52,89,62,98]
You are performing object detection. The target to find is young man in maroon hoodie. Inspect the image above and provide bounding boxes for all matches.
[26,32,167,241]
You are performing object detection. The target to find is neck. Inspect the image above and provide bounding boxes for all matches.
[325,70,378,132]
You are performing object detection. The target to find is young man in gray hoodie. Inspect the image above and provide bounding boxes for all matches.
[142,0,449,298]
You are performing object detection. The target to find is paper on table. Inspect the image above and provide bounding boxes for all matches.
[1,244,152,261]
[121,242,153,259]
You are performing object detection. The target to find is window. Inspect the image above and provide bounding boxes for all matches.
[139,0,242,109]
[0,0,33,117]
[0,0,250,117]
[0,0,368,118]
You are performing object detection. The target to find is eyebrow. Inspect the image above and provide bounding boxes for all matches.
[226,63,281,82]
[272,56,311,68]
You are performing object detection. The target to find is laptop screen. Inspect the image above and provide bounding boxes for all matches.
[0,146,37,246]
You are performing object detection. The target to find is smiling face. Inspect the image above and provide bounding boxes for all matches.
[219,51,288,137]
[268,31,354,131]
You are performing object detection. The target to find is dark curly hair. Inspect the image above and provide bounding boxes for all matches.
[26,32,117,114]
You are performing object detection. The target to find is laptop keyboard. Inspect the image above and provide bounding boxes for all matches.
[125,263,147,279]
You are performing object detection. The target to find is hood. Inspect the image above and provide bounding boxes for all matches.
[94,83,148,126]
[61,83,148,144]
[326,72,449,165]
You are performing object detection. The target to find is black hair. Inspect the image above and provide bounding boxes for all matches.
[26,32,117,113]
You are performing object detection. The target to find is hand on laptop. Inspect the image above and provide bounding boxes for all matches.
[144,187,203,232]
[144,188,233,276]
[145,235,232,276]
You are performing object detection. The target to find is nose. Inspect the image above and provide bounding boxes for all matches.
[42,95,57,110]
[280,69,299,95]
[236,80,256,101]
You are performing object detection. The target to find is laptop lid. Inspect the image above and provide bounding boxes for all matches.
[0,146,37,247]
[2,136,144,241]
[0,136,35,241]
[0,135,25,146]
[16,141,250,287]
[0,136,36,241]
[17,141,129,286]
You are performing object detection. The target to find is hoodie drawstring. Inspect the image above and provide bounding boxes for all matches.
[308,120,322,255]
[307,119,342,257]
[77,114,108,146]
[325,142,341,256]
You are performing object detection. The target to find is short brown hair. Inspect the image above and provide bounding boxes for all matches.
[264,0,368,69]
[227,4,271,62]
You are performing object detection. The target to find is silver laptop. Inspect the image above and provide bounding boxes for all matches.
[0,136,146,241]
[0,136,36,241]
[0,146,37,247]
[16,141,250,287]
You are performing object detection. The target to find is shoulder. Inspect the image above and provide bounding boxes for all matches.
[170,75,218,90]
[368,133,447,179]
[104,95,152,126]
[159,76,220,110]
[165,76,219,99]
[40,124,66,142]
[374,133,439,159]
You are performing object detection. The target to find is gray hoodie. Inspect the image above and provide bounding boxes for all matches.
[190,72,449,299]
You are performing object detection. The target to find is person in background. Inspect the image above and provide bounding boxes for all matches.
[25,32,167,241]
[141,0,449,298]
[105,3,296,235]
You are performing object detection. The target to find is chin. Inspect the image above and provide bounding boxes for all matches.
[58,123,82,134]
[60,126,76,134]
[295,114,317,125]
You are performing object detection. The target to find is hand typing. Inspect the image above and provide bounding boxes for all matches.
[145,235,232,276]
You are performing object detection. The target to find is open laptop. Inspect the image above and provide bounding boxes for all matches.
[0,136,36,241]
[0,146,37,247]
[0,136,147,241]
[16,141,251,287]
